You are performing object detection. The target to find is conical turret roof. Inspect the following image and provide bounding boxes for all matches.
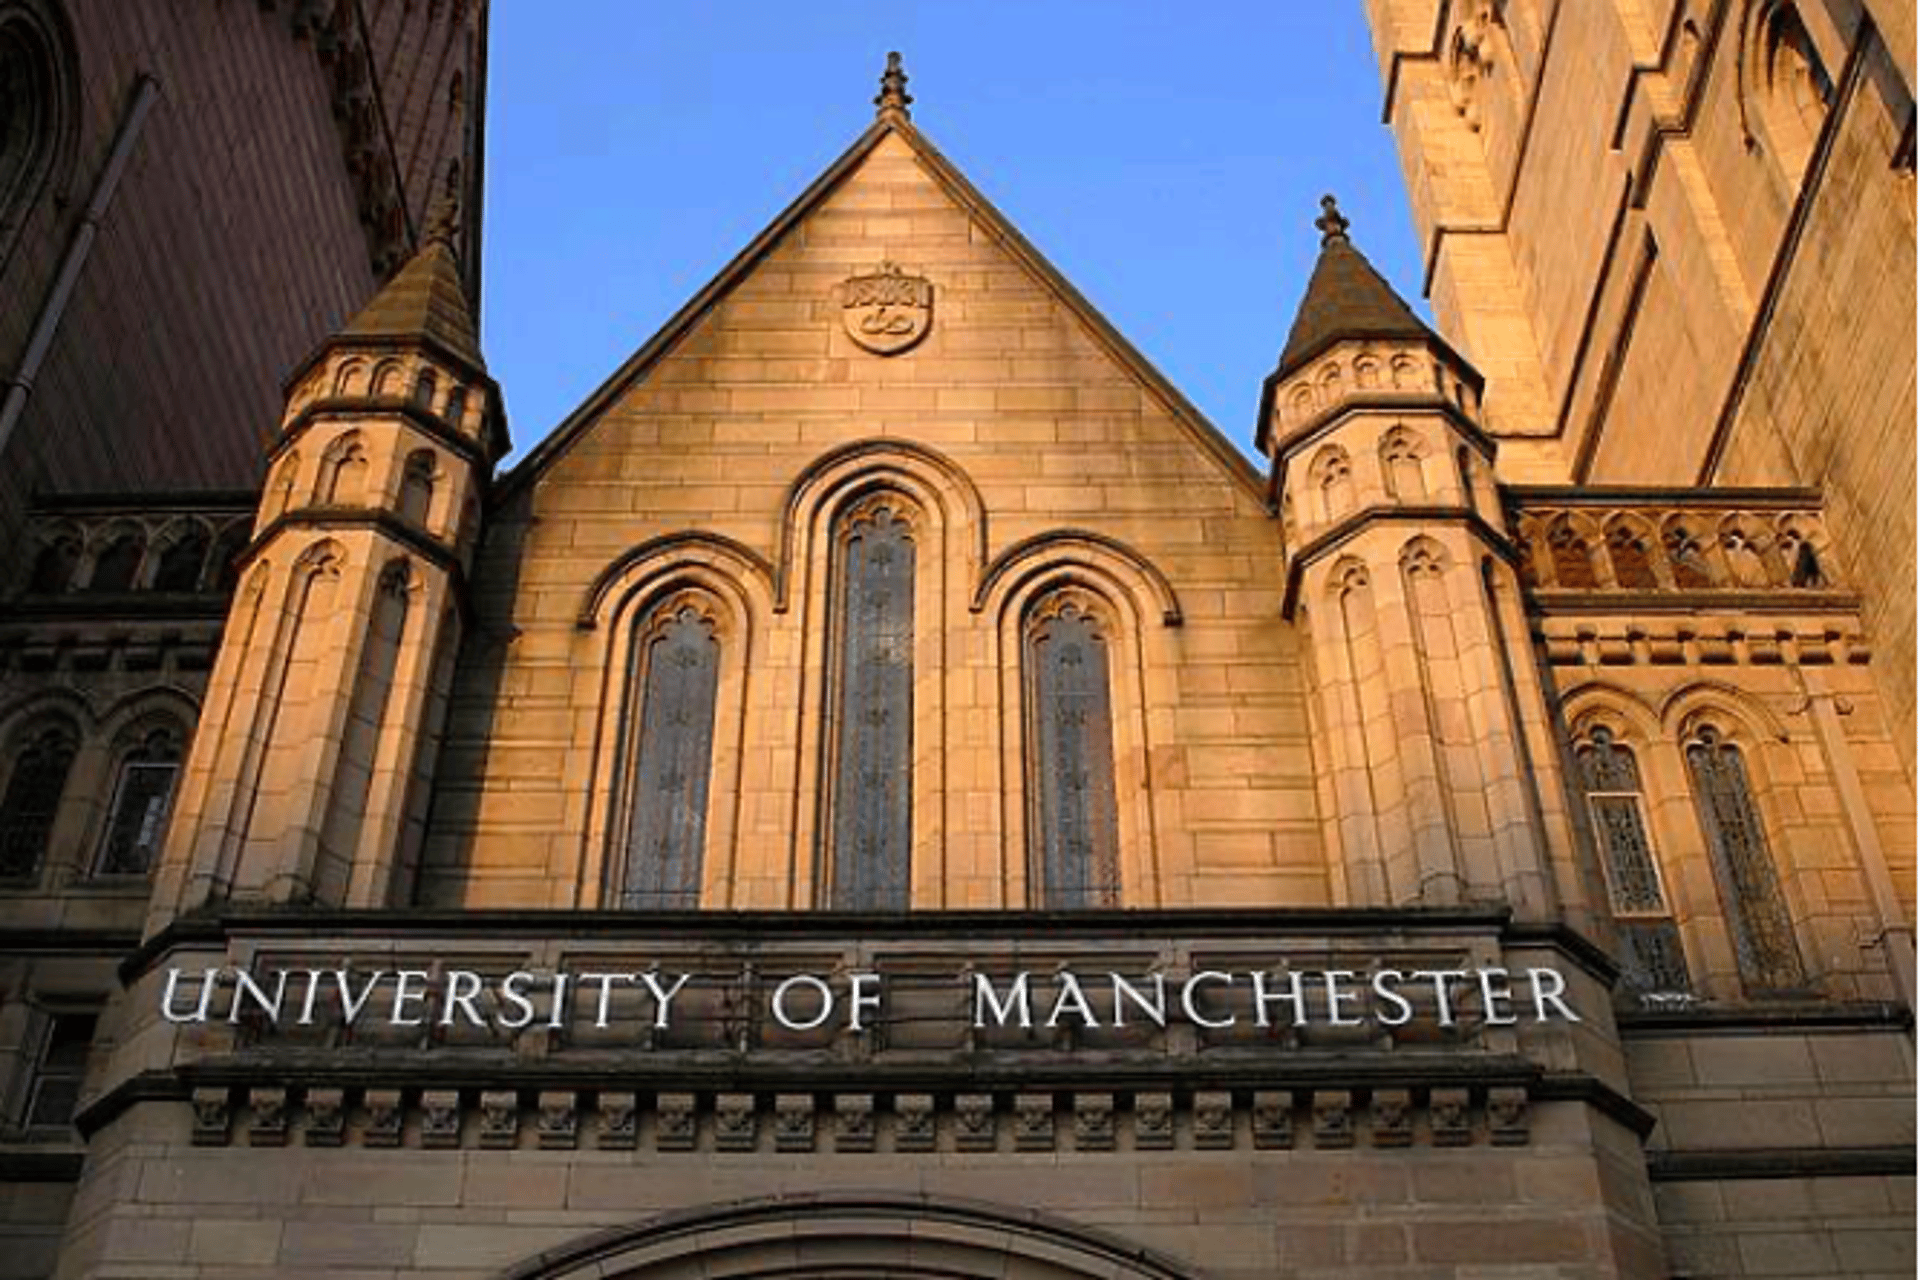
[339,179,485,371]
[1272,196,1444,379]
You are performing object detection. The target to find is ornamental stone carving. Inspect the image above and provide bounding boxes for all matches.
[304,1088,346,1148]
[421,1089,462,1148]
[247,1088,289,1147]
[838,262,933,355]
[363,1089,404,1147]
[1134,1092,1174,1150]
[1312,1090,1355,1149]
[597,1092,638,1150]
[894,1094,936,1152]
[537,1091,579,1150]
[775,1095,816,1152]
[478,1090,519,1148]
[1252,1091,1294,1149]
[715,1093,757,1152]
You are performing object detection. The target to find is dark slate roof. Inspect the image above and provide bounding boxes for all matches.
[1273,230,1440,380]
[340,234,485,371]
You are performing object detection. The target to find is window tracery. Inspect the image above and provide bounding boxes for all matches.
[1025,592,1122,908]
[621,600,721,909]
[0,719,76,879]
[1685,724,1808,996]
[96,721,183,876]
[1575,725,1690,996]
[827,498,916,910]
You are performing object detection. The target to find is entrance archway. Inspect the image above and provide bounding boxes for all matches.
[497,1191,1203,1279]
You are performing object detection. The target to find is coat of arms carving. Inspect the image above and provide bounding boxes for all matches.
[838,262,933,355]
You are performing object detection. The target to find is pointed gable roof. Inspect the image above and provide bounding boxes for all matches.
[340,182,486,372]
[1254,196,1479,457]
[1273,199,1439,379]
[501,79,1264,502]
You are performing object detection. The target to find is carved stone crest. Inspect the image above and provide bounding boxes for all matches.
[839,262,932,355]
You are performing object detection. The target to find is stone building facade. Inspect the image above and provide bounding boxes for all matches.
[0,9,1914,1280]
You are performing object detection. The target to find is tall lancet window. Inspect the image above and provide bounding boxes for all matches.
[622,603,720,909]
[828,500,916,910]
[1575,726,1689,996]
[1686,725,1808,996]
[1027,596,1122,908]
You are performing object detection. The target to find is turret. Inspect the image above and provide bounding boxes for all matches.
[148,178,506,929]
[1264,198,1570,920]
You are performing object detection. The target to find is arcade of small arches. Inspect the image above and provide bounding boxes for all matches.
[21,511,253,597]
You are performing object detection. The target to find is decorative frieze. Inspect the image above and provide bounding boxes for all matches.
[1013,1093,1055,1152]
[190,1087,230,1147]
[1072,1093,1115,1152]
[246,1087,289,1147]
[169,1083,1540,1154]
[596,1091,637,1150]
[362,1088,404,1147]
[537,1091,578,1150]
[894,1094,936,1152]
[420,1089,461,1149]
[477,1090,518,1149]
[1536,618,1869,668]
[715,1093,757,1152]
[834,1094,876,1153]
[1510,493,1839,597]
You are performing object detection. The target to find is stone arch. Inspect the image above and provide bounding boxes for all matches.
[1602,513,1660,589]
[398,448,438,530]
[1307,442,1355,525]
[1559,681,1663,746]
[1737,0,1836,171]
[1661,513,1720,588]
[774,438,986,612]
[330,357,369,397]
[1717,511,1779,587]
[973,528,1183,626]
[496,1193,1202,1280]
[84,521,147,592]
[316,430,370,506]
[576,546,768,912]
[1542,513,1600,589]
[150,517,213,592]
[1379,424,1429,501]
[983,544,1171,908]
[1659,680,1791,746]
[369,358,406,398]
[25,519,81,593]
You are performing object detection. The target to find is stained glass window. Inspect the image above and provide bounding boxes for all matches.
[1027,601,1122,907]
[96,725,182,876]
[0,723,76,879]
[1577,727,1690,996]
[1687,727,1808,996]
[623,607,720,909]
[828,504,915,910]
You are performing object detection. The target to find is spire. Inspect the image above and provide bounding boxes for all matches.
[1272,191,1446,381]
[338,165,484,371]
[875,51,912,120]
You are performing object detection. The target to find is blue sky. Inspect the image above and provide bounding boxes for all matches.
[479,4,1427,463]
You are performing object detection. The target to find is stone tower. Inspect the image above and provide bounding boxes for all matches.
[1263,198,1577,923]
[146,189,505,929]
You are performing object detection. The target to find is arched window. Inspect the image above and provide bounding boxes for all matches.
[410,368,438,411]
[318,434,369,506]
[210,520,251,592]
[0,720,76,878]
[1381,427,1427,501]
[87,529,144,592]
[398,450,436,528]
[95,721,183,876]
[26,531,78,593]
[151,524,210,592]
[1685,725,1808,996]
[827,499,916,910]
[1026,596,1122,907]
[621,603,720,909]
[1575,727,1689,996]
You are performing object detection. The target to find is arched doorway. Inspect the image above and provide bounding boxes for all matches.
[497,1191,1203,1279]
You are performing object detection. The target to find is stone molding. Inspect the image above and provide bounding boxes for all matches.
[181,1081,1533,1154]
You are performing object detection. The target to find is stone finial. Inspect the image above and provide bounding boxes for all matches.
[875,51,913,118]
[1315,193,1351,246]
